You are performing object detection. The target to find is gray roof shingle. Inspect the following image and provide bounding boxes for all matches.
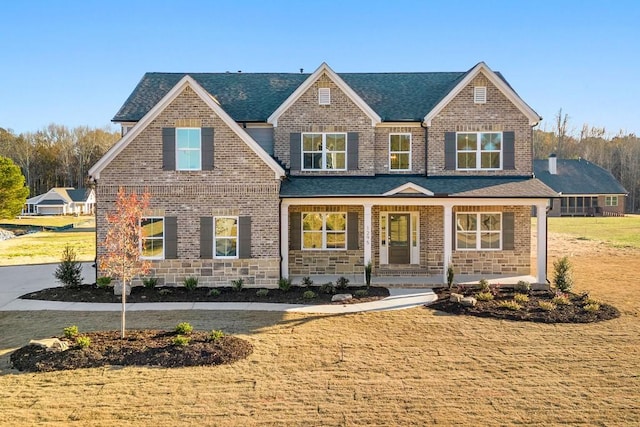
[533,159,627,195]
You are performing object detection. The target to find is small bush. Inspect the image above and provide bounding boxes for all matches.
[278,278,292,293]
[514,280,531,293]
[583,296,600,305]
[319,282,336,294]
[354,289,368,298]
[256,289,269,297]
[335,277,350,290]
[475,291,494,301]
[96,276,112,288]
[75,336,91,349]
[303,290,316,300]
[538,301,556,311]
[54,245,83,288]
[158,288,172,296]
[208,288,221,297]
[183,276,198,291]
[478,279,490,292]
[209,330,225,342]
[583,303,600,312]
[301,276,314,287]
[365,261,373,288]
[553,256,574,292]
[552,293,571,306]
[497,300,522,311]
[142,277,158,289]
[446,264,455,290]
[63,325,79,339]
[231,278,244,292]
[172,335,190,346]
[514,293,530,303]
[175,322,193,335]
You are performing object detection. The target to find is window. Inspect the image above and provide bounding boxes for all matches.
[456,212,501,250]
[605,196,618,206]
[140,217,164,259]
[457,132,502,170]
[176,128,201,170]
[302,133,346,170]
[302,212,346,250]
[389,134,411,171]
[214,217,238,258]
[318,88,331,105]
[474,86,487,104]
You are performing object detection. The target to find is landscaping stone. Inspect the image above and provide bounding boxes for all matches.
[29,338,69,352]
[449,293,464,303]
[113,282,131,296]
[332,293,353,302]
[461,296,477,307]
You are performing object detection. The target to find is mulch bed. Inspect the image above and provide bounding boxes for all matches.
[20,284,390,305]
[10,329,253,372]
[428,288,620,323]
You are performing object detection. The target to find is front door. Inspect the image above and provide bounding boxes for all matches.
[388,213,411,264]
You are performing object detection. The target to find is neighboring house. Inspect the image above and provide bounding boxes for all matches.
[534,155,627,216]
[88,62,557,287]
[23,187,96,216]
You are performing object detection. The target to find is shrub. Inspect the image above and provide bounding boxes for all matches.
[231,278,244,292]
[514,293,530,303]
[514,280,531,293]
[172,335,190,346]
[583,295,600,305]
[319,282,336,294]
[365,261,373,288]
[175,322,193,335]
[552,293,571,306]
[354,289,368,298]
[303,290,316,300]
[142,277,158,289]
[208,288,221,297]
[96,276,112,288]
[583,303,601,312]
[478,279,490,292]
[63,325,79,339]
[54,245,83,288]
[553,256,574,292]
[475,291,494,301]
[158,288,172,296]
[538,301,556,311]
[301,276,314,287]
[335,277,350,290]
[209,330,225,342]
[75,336,91,349]
[183,276,198,291]
[256,289,269,297]
[497,300,522,311]
[278,278,292,293]
[446,264,455,290]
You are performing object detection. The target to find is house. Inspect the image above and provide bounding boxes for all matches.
[534,155,627,216]
[88,62,557,288]
[22,187,96,216]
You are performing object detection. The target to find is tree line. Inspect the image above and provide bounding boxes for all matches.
[534,109,640,213]
[0,124,119,197]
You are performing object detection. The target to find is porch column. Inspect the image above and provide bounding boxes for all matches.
[363,203,373,264]
[536,202,548,284]
[280,201,289,279]
[443,203,453,284]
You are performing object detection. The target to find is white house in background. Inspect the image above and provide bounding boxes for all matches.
[23,187,96,216]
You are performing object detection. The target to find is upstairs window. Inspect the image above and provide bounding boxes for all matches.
[456,213,501,250]
[474,86,487,104]
[140,217,164,259]
[389,134,411,171]
[302,212,346,250]
[176,128,201,170]
[457,132,502,170]
[302,133,346,170]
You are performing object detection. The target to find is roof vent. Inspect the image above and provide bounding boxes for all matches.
[318,88,331,105]
[549,154,557,175]
[474,86,487,104]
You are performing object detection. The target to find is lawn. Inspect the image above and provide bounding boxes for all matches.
[1,216,95,228]
[546,214,640,249]
[0,231,95,265]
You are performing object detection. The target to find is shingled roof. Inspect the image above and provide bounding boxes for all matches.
[533,159,627,195]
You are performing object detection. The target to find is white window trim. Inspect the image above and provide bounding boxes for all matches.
[301,132,347,171]
[474,86,487,104]
[456,132,503,171]
[389,133,412,171]
[176,127,202,171]
[605,196,618,206]
[214,216,239,259]
[140,216,165,260]
[318,88,331,105]
[301,212,347,251]
[455,212,502,251]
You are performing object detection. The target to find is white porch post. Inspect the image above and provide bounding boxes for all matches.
[280,201,289,279]
[363,203,373,264]
[443,203,453,284]
[536,202,548,284]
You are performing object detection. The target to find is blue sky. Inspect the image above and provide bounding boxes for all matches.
[1,0,638,136]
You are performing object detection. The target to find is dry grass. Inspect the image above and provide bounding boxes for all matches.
[0,237,639,425]
[0,231,95,266]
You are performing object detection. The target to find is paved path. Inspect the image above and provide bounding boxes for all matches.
[0,264,436,314]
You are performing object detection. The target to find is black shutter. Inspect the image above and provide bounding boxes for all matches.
[238,216,251,259]
[164,217,178,259]
[162,128,176,171]
[290,212,301,250]
[201,127,214,171]
[347,212,359,250]
[200,217,213,259]
[502,212,515,250]
[290,133,301,171]
[503,131,515,170]
[444,132,456,170]
[347,132,359,170]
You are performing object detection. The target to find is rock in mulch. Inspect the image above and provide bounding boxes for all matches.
[332,293,353,302]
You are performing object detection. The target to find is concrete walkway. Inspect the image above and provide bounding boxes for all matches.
[0,264,436,314]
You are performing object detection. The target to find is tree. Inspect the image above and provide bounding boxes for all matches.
[54,244,83,287]
[99,187,151,338]
[0,156,29,219]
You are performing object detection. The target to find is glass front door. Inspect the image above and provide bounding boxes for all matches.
[388,213,410,264]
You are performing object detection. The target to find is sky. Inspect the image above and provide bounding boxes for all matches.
[1,0,638,137]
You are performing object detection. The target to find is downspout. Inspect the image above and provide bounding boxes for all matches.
[421,122,429,176]
[90,177,98,285]
[278,197,283,280]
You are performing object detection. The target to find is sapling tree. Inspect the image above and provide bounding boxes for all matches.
[99,187,151,338]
